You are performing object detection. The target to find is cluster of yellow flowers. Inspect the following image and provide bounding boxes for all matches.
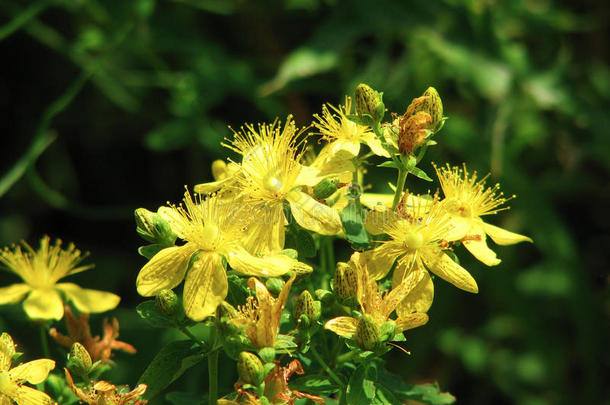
[133,84,532,352]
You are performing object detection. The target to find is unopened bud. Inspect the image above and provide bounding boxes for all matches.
[333,262,358,299]
[155,289,180,316]
[293,290,320,323]
[258,347,276,363]
[135,208,174,244]
[237,352,264,385]
[217,301,238,320]
[211,160,228,181]
[355,84,384,122]
[355,314,380,351]
[313,177,339,200]
[68,342,92,375]
[266,278,285,296]
[405,87,443,128]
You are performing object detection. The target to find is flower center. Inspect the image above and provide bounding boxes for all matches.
[200,223,220,248]
[341,120,358,140]
[263,174,283,193]
[403,231,424,250]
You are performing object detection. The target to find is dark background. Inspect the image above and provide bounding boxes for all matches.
[0,0,608,404]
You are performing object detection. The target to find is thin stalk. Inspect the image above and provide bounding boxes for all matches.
[39,324,50,358]
[208,350,219,405]
[310,345,344,388]
[391,168,408,209]
[178,326,206,350]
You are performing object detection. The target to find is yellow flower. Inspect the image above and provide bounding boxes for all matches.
[0,333,55,405]
[313,96,390,159]
[196,117,342,254]
[0,237,120,320]
[325,252,429,345]
[136,191,310,321]
[229,275,295,349]
[363,197,479,293]
[434,163,533,266]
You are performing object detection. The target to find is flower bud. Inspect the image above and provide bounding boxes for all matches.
[265,278,285,296]
[405,87,443,128]
[293,290,320,323]
[258,347,276,363]
[355,314,380,351]
[155,289,180,316]
[68,342,92,376]
[333,262,358,299]
[134,208,174,244]
[237,352,265,385]
[313,177,339,200]
[355,83,384,122]
[217,301,238,320]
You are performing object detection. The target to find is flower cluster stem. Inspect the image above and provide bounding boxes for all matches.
[208,349,219,405]
[310,345,344,389]
[392,168,408,209]
[39,324,50,358]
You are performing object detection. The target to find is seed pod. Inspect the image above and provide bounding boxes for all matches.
[355,83,384,122]
[237,352,265,385]
[155,289,180,316]
[333,262,358,299]
[313,177,339,200]
[293,290,320,323]
[355,314,380,351]
[68,342,92,375]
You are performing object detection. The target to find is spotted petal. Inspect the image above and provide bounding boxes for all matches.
[287,191,342,235]
[9,359,55,384]
[324,317,358,338]
[423,249,478,293]
[182,253,227,321]
[136,245,196,296]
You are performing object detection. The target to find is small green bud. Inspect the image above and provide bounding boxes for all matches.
[355,314,380,351]
[67,342,92,376]
[333,262,358,299]
[217,301,238,320]
[265,278,285,296]
[258,347,276,363]
[237,352,265,385]
[279,248,298,260]
[135,208,175,244]
[293,290,320,323]
[155,289,180,316]
[421,87,443,127]
[355,83,384,122]
[313,177,339,199]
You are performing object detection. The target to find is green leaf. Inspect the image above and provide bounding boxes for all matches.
[290,374,339,394]
[377,161,400,169]
[409,166,433,182]
[165,391,205,405]
[138,340,206,400]
[347,362,377,405]
[376,368,455,405]
[296,229,317,258]
[136,300,174,328]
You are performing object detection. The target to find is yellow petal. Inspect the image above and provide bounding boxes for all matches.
[423,250,478,293]
[0,333,16,372]
[0,394,12,405]
[324,316,358,338]
[182,253,227,321]
[443,216,472,241]
[307,143,355,182]
[359,243,400,280]
[395,313,429,332]
[397,271,434,316]
[56,283,120,313]
[360,193,394,209]
[240,203,285,255]
[360,132,390,157]
[224,245,303,277]
[363,206,398,235]
[136,245,196,296]
[295,164,325,187]
[193,176,233,194]
[10,385,54,405]
[9,359,55,384]
[0,284,31,305]
[481,221,533,245]
[462,230,501,266]
[330,139,360,157]
[287,191,342,235]
[22,289,64,320]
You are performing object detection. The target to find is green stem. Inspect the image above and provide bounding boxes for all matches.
[310,345,344,388]
[336,350,358,365]
[39,324,50,358]
[0,0,50,40]
[208,350,219,405]
[178,326,206,350]
[391,168,408,209]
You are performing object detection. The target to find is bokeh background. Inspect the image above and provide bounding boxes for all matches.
[0,0,608,404]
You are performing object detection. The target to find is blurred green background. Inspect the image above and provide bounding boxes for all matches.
[0,0,608,404]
